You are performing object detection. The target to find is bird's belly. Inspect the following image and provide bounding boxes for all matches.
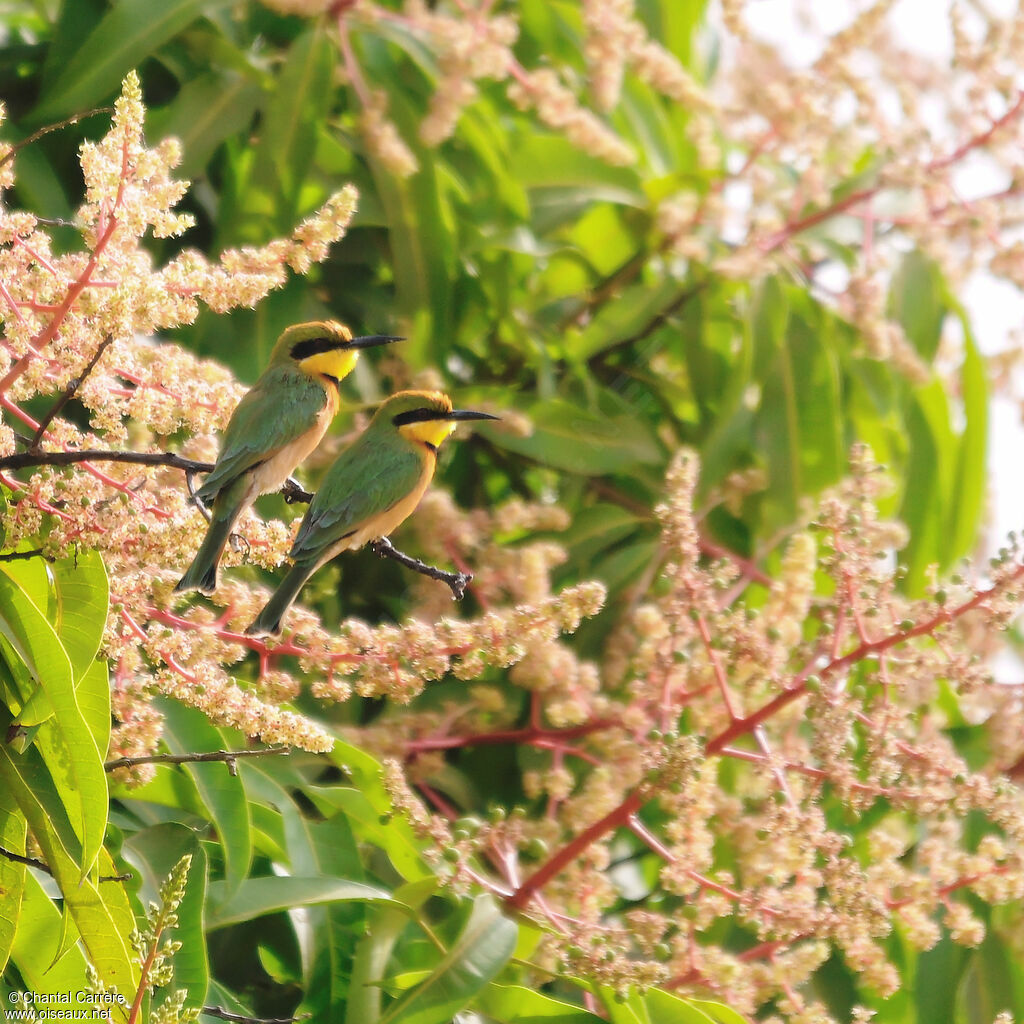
[314,470,433,571]
[251,401,334,496]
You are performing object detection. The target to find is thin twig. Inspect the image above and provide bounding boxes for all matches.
[0,107,113,170]
[104,746,289,777]
[587,279,708,366]
[2,449,472,596]
[201,1008,310,1024]
[0,844,131,882]
[0,548,49,562]
[370,536,472,599]
[0,448,214,473]
[30,335,113,447]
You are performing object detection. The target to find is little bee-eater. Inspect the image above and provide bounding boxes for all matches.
[245,389,498,637]
[175,320,401,595]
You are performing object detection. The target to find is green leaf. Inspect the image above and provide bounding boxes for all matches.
[687,998,751,1024]
[206,876,393,930]
[148,71,262,179]
[478,983,604,1022]
[946,307,988,562]
[0,779,26,972]
[755,299,843,528]
[76,658,111,759]
[9,871,89,1000]
[644,989,717,1024]
[889,250,945,361]
[899,378,953,594]
[510,133,643,201]
[159,700,252,897]
[322,742,432,882]
[124,824,209,1012]
[243,761,367,1019]
[346,879,437,1024]
[228,22,334,240]
[569,280,692,361]
[0,738,136,1009]
[31,0,236,124]
[380,895,518,1024]
[487,398,663,475]
[0,572,106,877]
[50,550,109,683]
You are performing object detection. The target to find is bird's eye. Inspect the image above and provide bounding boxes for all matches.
[392,407,443,426]
[290,337,337,360]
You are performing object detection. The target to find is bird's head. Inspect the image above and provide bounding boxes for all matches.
[378,390,499,453]
[271,320,402,384]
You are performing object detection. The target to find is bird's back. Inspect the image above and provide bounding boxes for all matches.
[197,363,333,501]
[290,424,429,565]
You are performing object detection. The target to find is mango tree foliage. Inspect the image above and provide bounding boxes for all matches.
[0,3,1023,1023]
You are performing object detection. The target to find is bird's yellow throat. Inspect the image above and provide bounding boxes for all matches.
[298,348,359,383]
[398,419,457,450]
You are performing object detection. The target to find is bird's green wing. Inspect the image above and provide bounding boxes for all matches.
[197,366,329,500]
[290,432,426,563]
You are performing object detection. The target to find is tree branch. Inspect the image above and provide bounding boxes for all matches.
[0,448,214,474]
[0,548,50,562]
[104,746,288,777]
[0,108,113,171]
[370,536,471,599]
[30,334,113,447]
[0,843,131,882]
[1,451,473,597]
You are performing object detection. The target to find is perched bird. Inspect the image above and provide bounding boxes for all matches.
[175,320,401,595]
[245,389,498,637]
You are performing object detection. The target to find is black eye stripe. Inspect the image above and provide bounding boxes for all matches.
[291,337,347,360]
[392,408,448,426]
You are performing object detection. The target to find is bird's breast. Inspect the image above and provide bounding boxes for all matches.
[251,388,336,494]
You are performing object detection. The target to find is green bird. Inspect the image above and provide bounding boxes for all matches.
[175,320,401,595]
[245,389,498,637]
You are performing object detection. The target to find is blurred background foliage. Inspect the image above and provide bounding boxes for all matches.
[0,1,999,1022]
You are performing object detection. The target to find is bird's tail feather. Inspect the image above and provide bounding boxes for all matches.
[174,500,239,595]
[245,562,315,637]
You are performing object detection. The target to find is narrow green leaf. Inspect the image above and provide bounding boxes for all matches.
[889,250,944,361]
[31,0,236,124]
[947,309,988,562]
[243,761,367,1019]
[343,878,437,1024]
[478,983,604,1022]
[380,895,518,1024]
[148,72,262,178]
[206,876,392,930]
[644,989,717,1024]
[9,871,89,999]
[899,379,952,594]
[0,780,26,972]
[569,280,687,361]
[50,550,109,683]
[159,700,252,897]
[756,302,843,528]
[49,903,80,972]
[227,22,333,241]
[0,573,106,876]
[687,999,751,1024]
[598,985,649,1024]
[124,824,209,1012]
[488,398,663,475]
[0,740,136,1010]
[76,658,112,758]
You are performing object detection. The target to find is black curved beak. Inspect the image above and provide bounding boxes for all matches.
[349,334,405,349]
[447,409,500,422]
